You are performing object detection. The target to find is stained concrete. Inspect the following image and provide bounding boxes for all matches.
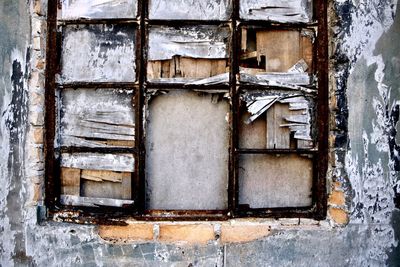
[0,0,400,266]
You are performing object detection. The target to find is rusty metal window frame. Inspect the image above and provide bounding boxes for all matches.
[44,0,328,222]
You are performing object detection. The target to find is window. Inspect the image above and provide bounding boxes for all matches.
[45,0,328,220]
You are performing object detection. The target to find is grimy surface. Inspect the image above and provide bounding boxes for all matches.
[1,0,400,266]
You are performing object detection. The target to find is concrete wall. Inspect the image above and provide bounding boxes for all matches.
[0,0,399,266]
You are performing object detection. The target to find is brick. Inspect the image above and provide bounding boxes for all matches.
[29,110,44,126]
[28,145,43,162]
[329,190,345,206]
[32,183,43,202]
[30,91,44,106]
[328,207,348,225]
[158,224,215,244]
[98,224,154,241]
[220,224,271,243]
[33,36,41,51]
[30,127,44,144]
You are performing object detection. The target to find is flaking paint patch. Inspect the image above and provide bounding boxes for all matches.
[336,0,400,263]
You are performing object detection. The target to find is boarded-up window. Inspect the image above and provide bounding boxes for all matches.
[45,0,327,220]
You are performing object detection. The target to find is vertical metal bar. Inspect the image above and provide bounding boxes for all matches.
[229,0,240,216]
[136,0,148,212]
[44,0,59,209]
[315,0,328,220]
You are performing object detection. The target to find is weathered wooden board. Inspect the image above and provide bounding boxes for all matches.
[239,154,313,208]
[61,153,135,172]
[59,0,138,19]
[241,92,313,149]
[60,194,134,207]
[149,0,232,20]
[239,68,311,85]
[81,171,131,199]
[256,29,313,73]
[240,0,312,23]
[59,88,135,148]
[266,103,291,149]
[239,111,266,149]
[148,25,230,61]
[148,57,228,83]
[61,24,136,83]
[145,90,229,210]
[60,167,80,195]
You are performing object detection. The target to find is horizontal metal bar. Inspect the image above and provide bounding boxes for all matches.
[60,146,138,154]
[238,20,318,28]
[146,19,231,26]
[146,83,230,90]
[57,82,139,89]
[233,206,315,218]
[236,148,317,154]
[58,19,139,25]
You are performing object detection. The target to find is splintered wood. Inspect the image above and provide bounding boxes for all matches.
[59,88,135,148]
[60,167,132,205]
[59,0,138,19]
[240,0,312,23]
[240,28,314,86]
[149,0,232,20]
[147,25,230,84]
[241,93,313,149]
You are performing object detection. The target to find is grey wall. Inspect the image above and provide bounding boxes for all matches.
[1,0,400,266]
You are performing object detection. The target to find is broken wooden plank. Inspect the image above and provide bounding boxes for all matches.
[148,25,230,61]
[257,30,300,72]
[239,154,313,208]
[266,103,291,149]
[241,93,313,148]
[239,73,316,94]
[60,88,135,148]
[240,0,312,23]
[61,153,135,172]
[60,167,81,196]
[61,24,136,83]
[149,0,232,20]
[81,172,131,200]
[148,57,228,83]
[80,170,128,183]
[60,194,134,207]
[59,0,138,19]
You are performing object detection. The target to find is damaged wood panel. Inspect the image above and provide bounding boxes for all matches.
[145,90,229,210]
[147,25,230,83]
[256,30,313,73]
[60,167,80,195]
[149,0,232,20]
[81,171,131,199]
[61,153,135,172]
[239,154,313,208]
[241,92,313,149]
[60,194,134,207]
[147,57,228,82]
[59,88,135,148]
[239,0,312,23]
[59,0,138,19]
[60,168,132,201]
[239,29,314,86]
[61,24,136,83]
[239,112,267,149]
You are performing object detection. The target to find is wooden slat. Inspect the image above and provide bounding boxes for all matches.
[60,195,134,207]
[60,167,80,196]
[266,103,291,149]
[81,171,131,200]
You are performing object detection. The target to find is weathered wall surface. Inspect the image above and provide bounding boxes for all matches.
[0,0,400,266]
